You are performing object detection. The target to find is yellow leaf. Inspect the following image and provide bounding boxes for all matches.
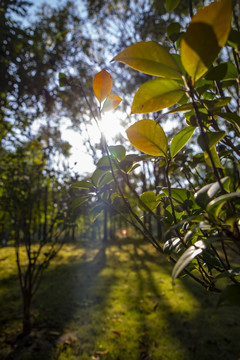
[113,41,182,79]
[131,79,183,114]
[181,0,232,82]
[93,69,113,103]
[204,146,224,169]
[126,119,168,157]
[102,94,122,112]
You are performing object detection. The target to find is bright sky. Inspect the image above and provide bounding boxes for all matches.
[61,110,128,175]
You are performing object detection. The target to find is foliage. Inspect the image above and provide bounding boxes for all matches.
[76,0,240,303]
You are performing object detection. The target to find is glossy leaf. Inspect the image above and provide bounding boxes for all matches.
[139,191,161,211]
[93,69,112,103]
[194,177,230,208]
[205,63,238,81]
[102,94,122,112]
[172,239,215,282]
[206,191,240,218]
[131,79,183,114]
[113,41,182,79]
[181,0,232,82]
[166,0,180,12]
[126,120,168,157]
[170,126,196,158]
[163,237,182,255]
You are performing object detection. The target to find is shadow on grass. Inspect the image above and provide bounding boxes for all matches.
[1,237,240,360]
[115,238,240,360]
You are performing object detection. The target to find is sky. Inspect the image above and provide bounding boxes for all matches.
[27,0,128,175]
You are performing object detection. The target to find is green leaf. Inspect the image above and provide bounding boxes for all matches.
[204,146,224,169]
[131,79,183,114]
[227,29,240,50]
[198,131,225,151]
[98,172,113,187]
[89,204,104,222]
[139,191,161,211]
[205,63,238,81]
[97,156,118,171]
[170,126,196,158]
[126,119,168,157]
[92,168,108,187]
[206,191,240,218]
[202,97,232,111]
[216,112,240,133]
[194,177,230,208]
[73,180,93,189]
[181,0,232,82]
[172,239,214,282]
[166,103,195,114]
[218,284,240,307]
[113,41,182,79]
[109,145,126,161]
[71,197,89,211]
[167,22,181,42]
[163,237,182,255]
[166,0,180,12]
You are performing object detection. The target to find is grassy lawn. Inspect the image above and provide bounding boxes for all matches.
[0,238,240,360]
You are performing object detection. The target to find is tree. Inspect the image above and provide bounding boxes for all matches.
[0,135,74,334]
[76,0,240,304]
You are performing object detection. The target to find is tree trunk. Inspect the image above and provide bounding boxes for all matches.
[22,291,31,335]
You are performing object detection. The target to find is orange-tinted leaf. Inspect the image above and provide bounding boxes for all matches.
[102,94,122,112]
[113,41,181,79]
[93,69,113,103]
[126,119,168,157]
[181,0,232,82]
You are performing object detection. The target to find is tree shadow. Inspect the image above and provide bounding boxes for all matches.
[1,237,240,360]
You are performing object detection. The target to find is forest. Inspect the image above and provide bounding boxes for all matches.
[1,0,240,359]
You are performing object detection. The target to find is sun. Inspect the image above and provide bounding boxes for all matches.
[99,110,126,142]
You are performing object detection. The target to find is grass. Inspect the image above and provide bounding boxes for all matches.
[0,237,240,360]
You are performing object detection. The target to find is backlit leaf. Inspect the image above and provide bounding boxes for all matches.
[126,120,168,157]
[170,126,196,158]
[181,0,232,82]
[204,146,224,169]
[93,69,112,103]
[131,79,183,114]
[102,94,122,112]
[113,41,182,79]
[139,191,161,211]
[109,145,126,161]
